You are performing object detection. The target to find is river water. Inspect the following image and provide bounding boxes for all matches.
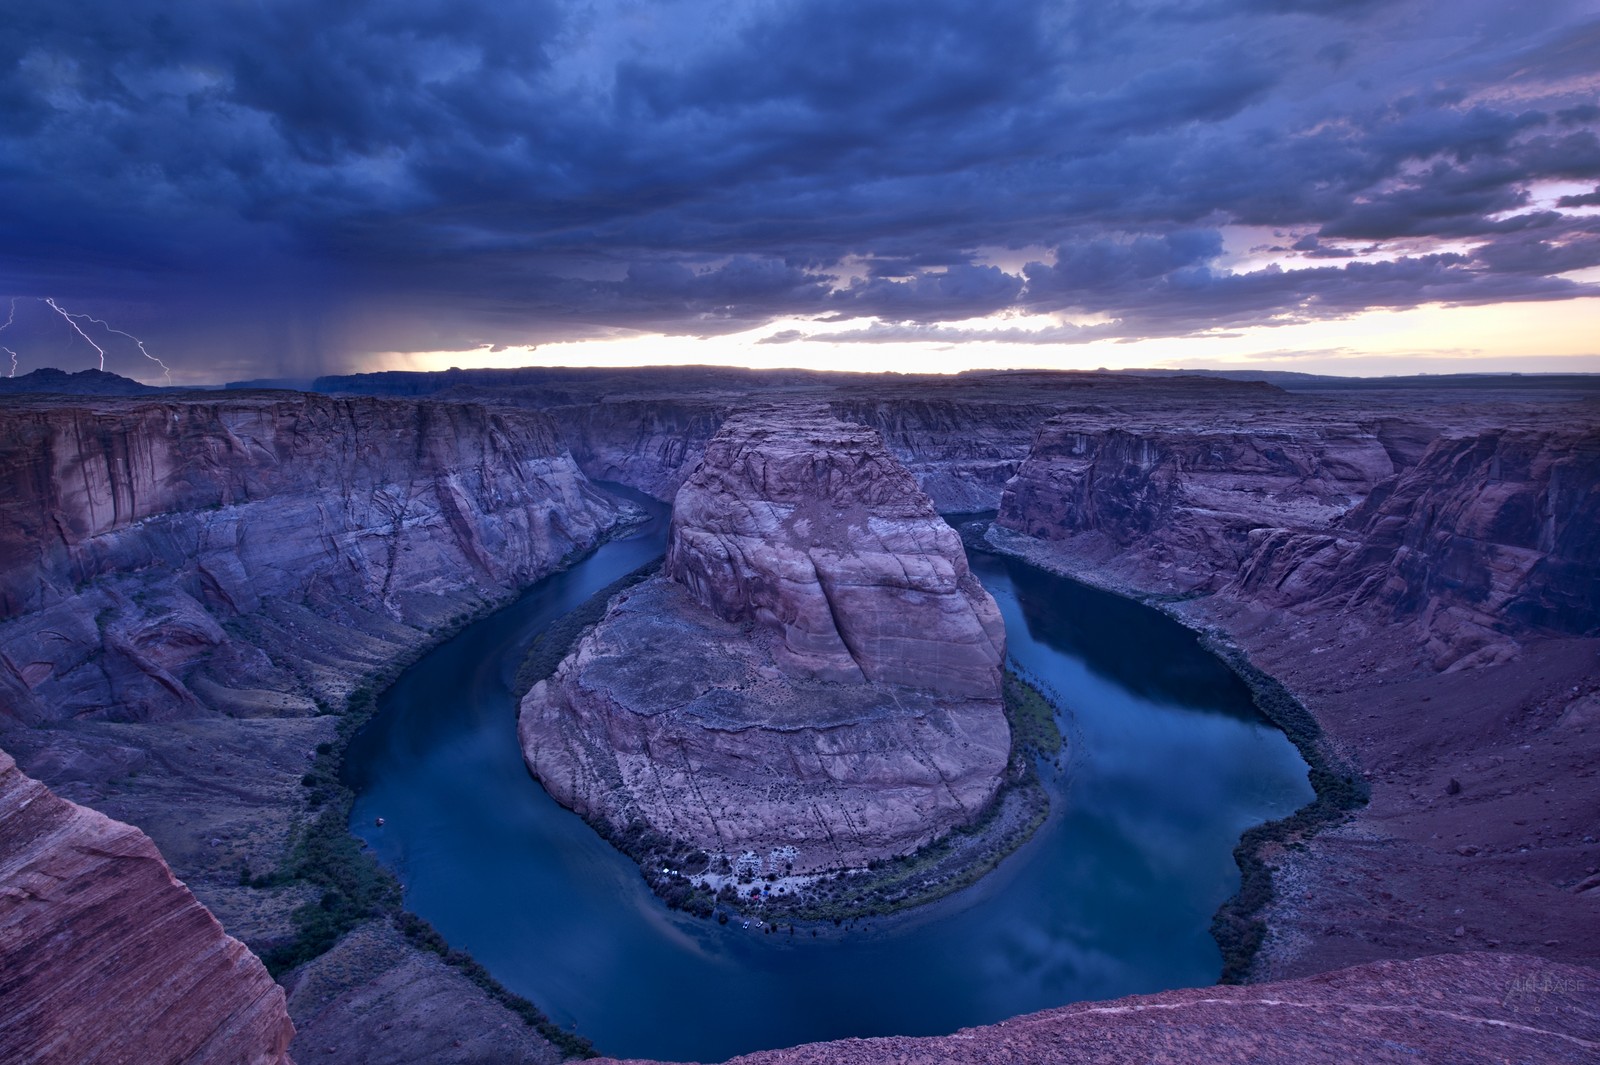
[345,499,1312,1062]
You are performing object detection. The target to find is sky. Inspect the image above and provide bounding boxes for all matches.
[2,0,1599,385]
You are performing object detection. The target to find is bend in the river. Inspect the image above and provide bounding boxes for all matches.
[344,494,1313,1062]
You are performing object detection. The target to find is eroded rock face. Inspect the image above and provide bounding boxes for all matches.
[0,746,295,1064]
[987,401,1600,978]
[521,407,1008,871]
[997,415,1395,594]
[666,407,1005,695]
[1231,428,1600,665]
[0,394,626,724]
[0,391,629,1037]
[601,952,1600,1065]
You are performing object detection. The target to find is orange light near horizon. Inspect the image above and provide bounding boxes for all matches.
[369,296,1600,379]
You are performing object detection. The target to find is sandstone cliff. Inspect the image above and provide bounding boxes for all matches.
[996,413,1396,594]
[521,407,1009,873]
[603,952,1600,1065]
[665,408,1005,693]
[316,364,1286,513]
[0,393,626,724]
[987,399,1600,978]
[1231,427,1600,668]
[0,746,295,1064]
[0,392,629,1063]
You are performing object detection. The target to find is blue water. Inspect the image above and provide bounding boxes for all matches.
[345,500,1313,1062]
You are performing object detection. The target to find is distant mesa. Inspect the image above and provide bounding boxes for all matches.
[519,405,1011,878]
[0,366,159,395]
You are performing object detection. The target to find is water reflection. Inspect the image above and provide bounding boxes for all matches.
[345,498,1312,1062]
[992,553,1259,718]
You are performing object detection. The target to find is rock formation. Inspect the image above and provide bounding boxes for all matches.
[0,393,626,724]
[520,407,1009,872]
[0,391,629,1064]
[602,952,1600,1065]
[996,413,1396,594]
[0,746,295,1064]
[1231,427,1600,668]
[316,362,1291,512]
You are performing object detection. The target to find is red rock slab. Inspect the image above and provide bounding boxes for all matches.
[603,953,1600,1065]
[0,747,294,1065]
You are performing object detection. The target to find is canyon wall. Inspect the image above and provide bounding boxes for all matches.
[0,393,626,724]
[989,399,1600,978]
[1231,427,1600,666]
[521,407,1010,872]
[995,414,1397,595]
[0,747,295,1064]
[315,365,1283,514]
[549,389,1250,516]
[0,391,629,1064]
[995,415,1600,658]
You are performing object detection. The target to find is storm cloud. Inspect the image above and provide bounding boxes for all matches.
[2,0,1598,377]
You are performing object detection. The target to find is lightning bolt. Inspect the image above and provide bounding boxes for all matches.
[1,298,17,377]
[43,297,174,385]
[43,298,107,371]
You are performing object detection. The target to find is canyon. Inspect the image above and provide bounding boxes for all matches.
[0,388,628,1063]
[1,365,1596,1063]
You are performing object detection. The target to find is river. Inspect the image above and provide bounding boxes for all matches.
[345,497,1313,1062]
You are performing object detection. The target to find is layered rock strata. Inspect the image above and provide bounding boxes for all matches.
[0,393,625,724]
[604,952,1600,1065]
[549,392,1061,512]
[989,406,1600,975]
[0,747,295,1064]
[0,392,627,1062]
[996,414,1397,595]
[521,407,1009,872]
[1230,428,1600,667]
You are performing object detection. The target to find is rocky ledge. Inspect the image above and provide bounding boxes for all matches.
[603,952,1600,1065]
[0,746,295,1064]
[520,407,1010,879]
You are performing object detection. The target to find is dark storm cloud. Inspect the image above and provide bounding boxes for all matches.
[2,0,1599,376]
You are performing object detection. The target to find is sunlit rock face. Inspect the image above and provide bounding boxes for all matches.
[0,747,295,1064]
[521,406,1009,873]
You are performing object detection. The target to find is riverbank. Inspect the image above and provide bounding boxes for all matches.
[981,523,1365,982]
[511,551,1062,928]
[697,671,1058,929]
[984,521,1600,982]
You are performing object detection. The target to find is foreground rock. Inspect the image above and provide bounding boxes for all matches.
[0,747,294,1064]
[602,953,1600,1065]
[521,407,1009,875]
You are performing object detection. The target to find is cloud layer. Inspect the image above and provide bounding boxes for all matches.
[2,0,1598,376]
